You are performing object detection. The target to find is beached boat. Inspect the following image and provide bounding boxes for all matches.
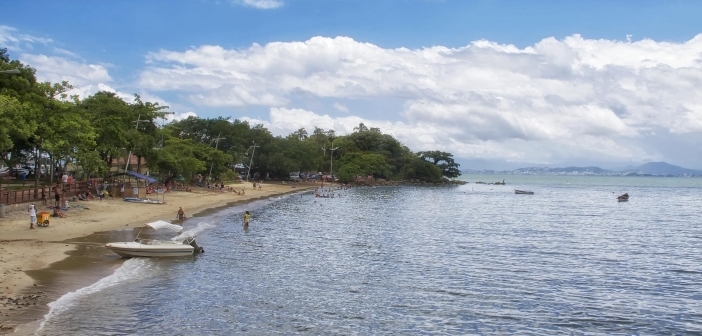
[105,220,203,257]
[514,190,534,195]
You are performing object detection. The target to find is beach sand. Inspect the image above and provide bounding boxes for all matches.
[0,182,314,332]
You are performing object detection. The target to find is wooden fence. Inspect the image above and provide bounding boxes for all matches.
[0,181,89,205]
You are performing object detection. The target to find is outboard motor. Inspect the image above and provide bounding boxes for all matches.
[184,237,205,253]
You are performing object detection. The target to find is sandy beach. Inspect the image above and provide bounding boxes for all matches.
[0,182,314,332]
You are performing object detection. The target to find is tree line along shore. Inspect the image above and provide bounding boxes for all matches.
[1,48,461,188]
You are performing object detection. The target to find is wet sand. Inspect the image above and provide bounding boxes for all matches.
[0,182,316,333]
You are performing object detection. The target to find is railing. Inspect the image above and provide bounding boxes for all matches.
[0,181,90,205]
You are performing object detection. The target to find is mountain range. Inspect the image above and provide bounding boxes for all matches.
[464,162,702,176]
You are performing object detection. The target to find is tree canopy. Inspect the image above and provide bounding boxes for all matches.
[1,49,461,184]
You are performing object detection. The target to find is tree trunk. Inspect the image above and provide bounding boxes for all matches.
[49,153,54,185]
[35,147,41,189]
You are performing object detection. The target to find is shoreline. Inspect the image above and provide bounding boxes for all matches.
[0,182,315,333]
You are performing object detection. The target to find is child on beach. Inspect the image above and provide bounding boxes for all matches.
[28,203,37,229]
[243,211,250,227]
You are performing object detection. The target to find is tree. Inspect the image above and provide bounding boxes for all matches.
[353,123,369,132]
[156,138,206,179]
[336,164,362,183]
[417,151,462,178]
[400,158,443,182]
[0,95,35,152]
[293,128,308,141]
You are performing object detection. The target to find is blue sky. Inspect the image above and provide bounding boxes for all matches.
[3,0,702,168]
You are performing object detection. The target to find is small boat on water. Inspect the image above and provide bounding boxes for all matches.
[105,220,204,257]
[515,190,534,195]
[617,193,629,202]
[494,179,506,185]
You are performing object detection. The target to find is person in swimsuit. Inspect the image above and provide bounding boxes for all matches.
[177,207,187,222]
[243,211,250,227]
[53,183,61,207]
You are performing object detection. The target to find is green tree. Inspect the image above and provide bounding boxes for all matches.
[156,138,206,179]
[417,151,462,178]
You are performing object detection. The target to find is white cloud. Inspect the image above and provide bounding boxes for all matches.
[167,111,198,122]
[232,0,283,9]
[333,102,349,113]
[141,34,702,166]
[21,54,112,86]
[0,25,52,51]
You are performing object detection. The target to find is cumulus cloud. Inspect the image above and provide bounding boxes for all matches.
[232,0,283,9]
[140,34,702,166]
[21,54,112,86]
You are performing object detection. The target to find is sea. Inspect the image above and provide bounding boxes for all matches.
[28,175,702,335]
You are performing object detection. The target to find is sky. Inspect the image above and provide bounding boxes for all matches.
[2,0,702,170]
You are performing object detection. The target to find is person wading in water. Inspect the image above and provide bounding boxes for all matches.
[177,207,187,224]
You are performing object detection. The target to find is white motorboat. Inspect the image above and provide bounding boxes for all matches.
[105,220,204,257]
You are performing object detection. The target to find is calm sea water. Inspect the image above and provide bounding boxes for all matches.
[35,176,702,335]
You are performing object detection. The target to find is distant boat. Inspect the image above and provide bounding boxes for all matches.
[617,193,629,202]
[475,181,486,184]
[494,179,506,185]
[514,190,534,195]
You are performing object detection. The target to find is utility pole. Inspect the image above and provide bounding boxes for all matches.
[245,142,260,182]
[329,141,339,179]
[207,134,225,183]
[124,115,149,172]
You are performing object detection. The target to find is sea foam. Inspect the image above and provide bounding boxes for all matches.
[37,258,155,332]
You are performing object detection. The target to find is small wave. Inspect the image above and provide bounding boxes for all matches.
[37,258,155,332]
[173,221,216,240]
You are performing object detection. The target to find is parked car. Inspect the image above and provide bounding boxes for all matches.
[12,167,29,177]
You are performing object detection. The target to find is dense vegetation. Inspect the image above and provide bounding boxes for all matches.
[1,49,460,185]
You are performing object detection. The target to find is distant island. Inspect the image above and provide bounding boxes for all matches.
[463,162,702,177]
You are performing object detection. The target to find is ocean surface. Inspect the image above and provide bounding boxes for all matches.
[33,175,702,335]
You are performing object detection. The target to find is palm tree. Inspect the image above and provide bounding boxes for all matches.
[293,127,308,141]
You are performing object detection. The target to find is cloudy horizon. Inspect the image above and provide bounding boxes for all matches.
[3,1,702,170]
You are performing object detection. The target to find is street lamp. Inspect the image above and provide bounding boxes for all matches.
[0,69,20,74]
[245,142,260,182]
[329,141,339,180]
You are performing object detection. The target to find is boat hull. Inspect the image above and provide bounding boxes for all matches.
[514,190,534,195]
[105,242,194,257]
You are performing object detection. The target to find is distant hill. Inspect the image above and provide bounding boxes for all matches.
[625,162,702,175]
[466,161,702,176]
[546,166,611,174]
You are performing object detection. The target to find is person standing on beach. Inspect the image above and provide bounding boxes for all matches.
[28,203,37,229]
[53,183,61,208]
[243,211,250,228]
